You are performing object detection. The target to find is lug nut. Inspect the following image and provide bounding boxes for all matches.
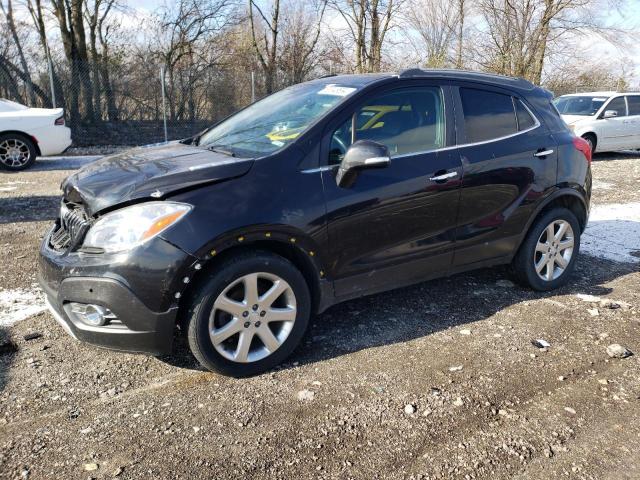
[244,321,250,328]
[252,304,258,311]
[242,311,249,317]
[255,321,261,328]
[260,310,266,317]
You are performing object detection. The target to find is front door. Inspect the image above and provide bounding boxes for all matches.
[623,95,640,149]
[598,96,630,150]
[320,85,462,299]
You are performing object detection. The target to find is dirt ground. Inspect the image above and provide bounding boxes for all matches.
[0,152,639,480]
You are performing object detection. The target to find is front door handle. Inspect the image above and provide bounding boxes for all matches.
[534,149,554,157]
[429,171,458,182]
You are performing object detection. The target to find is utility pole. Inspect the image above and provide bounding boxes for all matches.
[160,65,168,143]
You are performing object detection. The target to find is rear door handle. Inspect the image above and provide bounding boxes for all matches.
[429,171,458,182]
[534,149,554,157]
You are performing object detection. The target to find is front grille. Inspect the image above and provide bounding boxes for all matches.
[48,202,91,251]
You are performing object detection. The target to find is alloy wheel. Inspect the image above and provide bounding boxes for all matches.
[534,219,575,281]
[0,138,30,168]
[208,272,297,363]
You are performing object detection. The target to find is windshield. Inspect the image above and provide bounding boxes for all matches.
[0,99,28,112]
[553,95,608,116]
[198,82,359,157]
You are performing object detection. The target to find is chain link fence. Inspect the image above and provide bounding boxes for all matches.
[0,57,260,147]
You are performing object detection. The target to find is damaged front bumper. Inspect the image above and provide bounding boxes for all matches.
[38,224,197,355]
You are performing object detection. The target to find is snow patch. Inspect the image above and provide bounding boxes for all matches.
[581,202,640,263]
[0,287,47,326]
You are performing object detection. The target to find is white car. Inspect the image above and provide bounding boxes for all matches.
[0,99,72,171]
[553,91,640,153]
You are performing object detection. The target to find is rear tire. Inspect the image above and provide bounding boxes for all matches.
[512,207,581,291]
[582,133,596,155]
[0,133,37,171]
[186,251,311,377]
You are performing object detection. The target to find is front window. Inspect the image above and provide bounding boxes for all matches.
[198,82,359,157]
[553,95,608,116]
[329,87,445,164]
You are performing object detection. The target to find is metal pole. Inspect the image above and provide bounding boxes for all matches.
[251,71,256,103]
[46,44,56,108]
[160,65,168,143]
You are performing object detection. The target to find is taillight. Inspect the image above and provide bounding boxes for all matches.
[572,136,592,164]
[54,115,65,126]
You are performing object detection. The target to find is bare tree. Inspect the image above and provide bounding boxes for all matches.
[404,0,463,68]
[248,0,281,94]
[279,0,328,85]
[475,0,624,84]
[331,0,403,73]
[0,0,36,104]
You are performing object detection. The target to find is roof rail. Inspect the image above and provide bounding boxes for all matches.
[399,68,426,78]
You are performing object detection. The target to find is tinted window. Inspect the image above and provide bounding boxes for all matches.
[626,96,640,115]
[605,97,626,117]
[515,99,536,131]
[329,87,445,164]
[460,88,517,142]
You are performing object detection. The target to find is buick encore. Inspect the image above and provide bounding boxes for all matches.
[39,69,592,376]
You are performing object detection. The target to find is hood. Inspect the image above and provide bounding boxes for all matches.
[63,142,254,216]
[560,114,592,125]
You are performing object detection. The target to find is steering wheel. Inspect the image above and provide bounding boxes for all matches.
[331,134,348,155]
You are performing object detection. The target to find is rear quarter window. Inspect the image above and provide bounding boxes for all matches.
[460,88,517,142]
[515,99,536,131]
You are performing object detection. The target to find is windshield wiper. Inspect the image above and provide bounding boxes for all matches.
[207,145,236,157]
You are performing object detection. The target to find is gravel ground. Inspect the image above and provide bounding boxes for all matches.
[0,151,639,480]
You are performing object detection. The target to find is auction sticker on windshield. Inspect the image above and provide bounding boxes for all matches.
[318,84,357,97]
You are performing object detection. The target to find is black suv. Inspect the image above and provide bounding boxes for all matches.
[39,69,592,376]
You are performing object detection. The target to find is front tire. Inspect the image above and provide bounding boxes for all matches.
[0,133,37,171]
[186,251,311,377]
[582,133,596,155]
[512,207,581,291]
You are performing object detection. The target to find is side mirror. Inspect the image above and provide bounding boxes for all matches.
[603,109,618,119]
[336,140,390,188]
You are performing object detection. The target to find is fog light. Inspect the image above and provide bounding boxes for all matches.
[69,303,113,327]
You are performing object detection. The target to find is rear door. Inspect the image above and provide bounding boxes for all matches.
[452,86,557,268]
[320,83,462,298]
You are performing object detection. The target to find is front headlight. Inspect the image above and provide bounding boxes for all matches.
[83,202,191,253]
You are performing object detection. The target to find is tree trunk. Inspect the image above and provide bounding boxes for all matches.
[2,0,37,104]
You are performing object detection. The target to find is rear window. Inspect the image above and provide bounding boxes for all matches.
[460,88,517,142]
[0,99,28,112]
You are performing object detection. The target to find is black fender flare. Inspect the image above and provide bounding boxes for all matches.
[513,187,589,255]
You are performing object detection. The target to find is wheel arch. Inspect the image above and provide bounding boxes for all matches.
[175,233,328,329]
[580,131,597,150]
[0,130,41,156]
[514,189,588,256]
